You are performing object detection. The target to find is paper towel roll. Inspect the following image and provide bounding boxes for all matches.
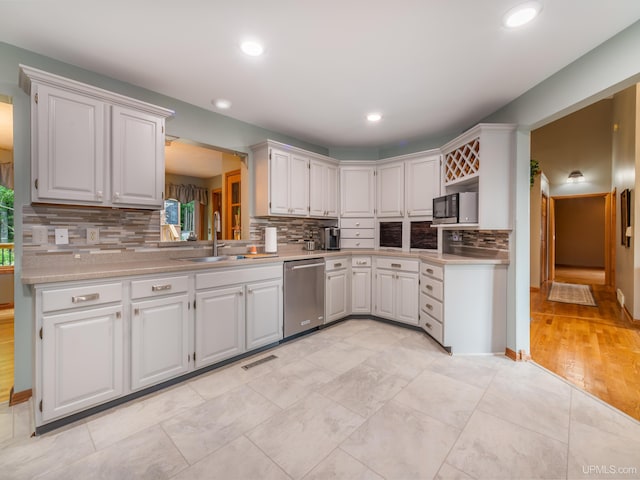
[264,227,277,253]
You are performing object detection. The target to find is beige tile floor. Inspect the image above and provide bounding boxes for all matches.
[1,318,639,480]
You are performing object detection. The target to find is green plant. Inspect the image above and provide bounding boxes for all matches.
[530,159,541,187]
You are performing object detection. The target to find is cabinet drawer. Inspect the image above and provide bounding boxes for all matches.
[421,262,443,280]
[420,292,443,322]
[351,256,371,267]
[341,228,374,239]
[422,313,443,344]
[376,258,419,272]
[420,276,443,301]
[196,264,282,290]
[325,257,348,271]
[131,275,189,300]
[41,282,122,312]
[341,238,375,249]
[340,218,375,229]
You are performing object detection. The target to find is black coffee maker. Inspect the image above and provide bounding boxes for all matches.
[321,227,340,250]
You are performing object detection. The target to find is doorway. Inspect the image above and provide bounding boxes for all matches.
[548,193,612,286]
[0,94,14,404]
[224,170,241,240]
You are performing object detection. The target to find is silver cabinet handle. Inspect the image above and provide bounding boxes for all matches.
[426,268,434,274]
[391,263,401,268]
[426,304,433,310]
[152,284,172,292]
[247,288,253,294]
[134,308,140,315]
[355,222,360,226]
[72,293,100,303]
[356,261,367,265]
[356,242,360,246]
[238,290,244,296]
[291,263,325,270]
[116,311,121,319]
[426,285,433,291]
[355,232,360,236]
[425,322,432,329]
[335,263,342,268]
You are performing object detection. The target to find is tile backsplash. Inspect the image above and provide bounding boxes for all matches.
[249,217,337,244]
[444,229,510,251]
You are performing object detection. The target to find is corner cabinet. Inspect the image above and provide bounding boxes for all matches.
[441,124,515,229]
[19,64,173,209]
[340,164,376,217]
[373,257,419,326]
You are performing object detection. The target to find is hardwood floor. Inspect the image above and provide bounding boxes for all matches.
[554,265,605,285]
[0,307,14,403]
[530,281,640,420]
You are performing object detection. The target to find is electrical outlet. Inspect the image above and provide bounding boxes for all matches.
[32,226,48,245]
[54,228,69,245]
[87,227,99,244]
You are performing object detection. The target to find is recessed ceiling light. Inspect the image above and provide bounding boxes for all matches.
[367,113,382,122]
[213,99,232,110]
[240,40,264,56]
[503,1,542,28]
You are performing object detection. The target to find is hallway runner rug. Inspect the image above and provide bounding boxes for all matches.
[547,282,597,306]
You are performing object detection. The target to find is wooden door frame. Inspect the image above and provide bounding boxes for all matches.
[549,192,613,285]
[224,169,241,240]
[540,192,549,284]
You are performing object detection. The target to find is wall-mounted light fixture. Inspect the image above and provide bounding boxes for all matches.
[567,170,585,183]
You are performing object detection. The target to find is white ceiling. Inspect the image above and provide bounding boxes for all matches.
[165,141,223,178]
[2,1,640,149]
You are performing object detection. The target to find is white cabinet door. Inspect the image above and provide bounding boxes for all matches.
[130,294,190,390]
[374,270,395,319]
[309,159,326,217]
[377,162,404,217]
[289,153,310,215]
[340,166,375,217]
[310,160,339,218]
[406,155,440,217]
[351,267,371,314]
[326,270,349,323]
[246,279,283,350]
[33,84,106,204]
[41,305,123,421]
[111,106,165,208]
[195,286,245,368]
[269,148,291,215]
[395,272,419,325]
[326,163,339,217]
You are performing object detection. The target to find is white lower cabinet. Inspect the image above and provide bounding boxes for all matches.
[351,256,371,314]
[40,303,124,422]
[373,258,419,326]
[130,294,190,390]
[246,279,283,350]
[195,285,245,368]
[325,257,350,323]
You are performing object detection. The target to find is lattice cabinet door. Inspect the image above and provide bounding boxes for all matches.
[443,137,480,185]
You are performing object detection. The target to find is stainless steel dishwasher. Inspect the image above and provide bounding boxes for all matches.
[283,258,325,338]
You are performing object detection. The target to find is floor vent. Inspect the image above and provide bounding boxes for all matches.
[242,354,278,370]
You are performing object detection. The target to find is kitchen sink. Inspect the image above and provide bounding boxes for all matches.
[185,255,235,263]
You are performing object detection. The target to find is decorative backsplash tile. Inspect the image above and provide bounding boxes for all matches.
[249,217,337,244]
[444,229,510,251]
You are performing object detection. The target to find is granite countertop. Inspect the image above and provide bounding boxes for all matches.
[22,247,509,285]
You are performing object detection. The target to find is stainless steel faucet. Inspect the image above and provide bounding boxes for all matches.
[213,211,221,256]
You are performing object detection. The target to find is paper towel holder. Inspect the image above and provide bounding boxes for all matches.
[264,227,278,253]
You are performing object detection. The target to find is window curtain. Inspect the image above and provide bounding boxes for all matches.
[166,182,209,205]
[0,163,13,190]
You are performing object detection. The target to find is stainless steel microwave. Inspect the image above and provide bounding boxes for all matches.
[432,192,478,225]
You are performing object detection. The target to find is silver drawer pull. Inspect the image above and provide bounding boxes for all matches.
[426,304,433,310]
[425,322,432,329]
[72,293,100,303]
[357,261,367,265]
[426,285,433,291]
[426,268,434,274]
[391,263,402,268]
[152,284,172,292]
[335,263,342,268]
[355,232,360,236]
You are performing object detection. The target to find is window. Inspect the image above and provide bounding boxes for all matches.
[0,185,14,268]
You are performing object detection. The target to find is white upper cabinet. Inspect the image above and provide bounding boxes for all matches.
[406,154,441,217]
[267,147,309,216]
[252,140,339,218]
[376,162,404,217]
[340,165,376,217]
[111,106,165,207]
[441,124,516,229]
[20,65,173,209]
[309,159,339,218]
